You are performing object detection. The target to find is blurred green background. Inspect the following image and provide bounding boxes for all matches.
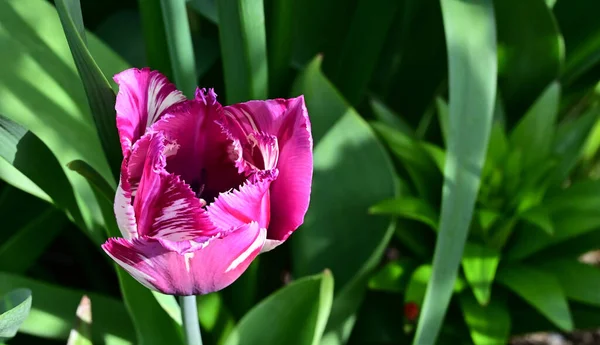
[2,0,600,344]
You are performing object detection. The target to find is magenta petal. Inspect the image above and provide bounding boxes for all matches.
[207,170,277,230]
[114,159,138,239]
[152,93,243,201]
[133,132,218,240]
[114,68,186,155]
[224,97,313,244]
[101,222,266,295]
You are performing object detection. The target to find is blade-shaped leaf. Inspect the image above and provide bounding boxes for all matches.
[496,264,573,331]
[266,0,294,95]
[217,0,268,103]
[0,288,32,340]
[537,258,600,307]
[509,82,560,170]
[0,114,86,232]
[461,243,500,306]
[368,259,418,294]
[413,1,497,344]
[291,58,397,345]
[495,0,563,114]
[0,273,133,343]
[323,0,401,104]
[405,265,466,308]
[68,160,115,203]
[370,98,415,136]
[370,197,438,230]
[224,272,334,345]
[460,292,510,345]
[54,0,122,180]
[519,205,554,235]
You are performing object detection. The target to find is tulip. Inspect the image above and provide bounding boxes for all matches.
[102,68,313,296]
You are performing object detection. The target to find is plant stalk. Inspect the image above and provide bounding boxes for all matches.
[179,295,203,345]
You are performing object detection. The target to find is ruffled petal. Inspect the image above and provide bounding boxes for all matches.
[133,132,218,240]
[223,97,313,244]
[101,222,266,295]
[152,89,244,201]
[114,159,137,239]
[114,68,186,155]
[207,170,277,230]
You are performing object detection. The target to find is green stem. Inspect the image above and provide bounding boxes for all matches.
[179,295,203,345]
[159,0,198,97]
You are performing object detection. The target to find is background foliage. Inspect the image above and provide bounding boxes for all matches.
[2,0,600,344]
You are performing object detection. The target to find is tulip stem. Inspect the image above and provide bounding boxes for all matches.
[179,295,203,345]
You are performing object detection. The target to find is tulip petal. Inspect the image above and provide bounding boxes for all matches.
[101,222,266,295]
[114,68,186,155]
[152,90,244,201]
[114,159,138,239]
[207,170,277,230]
[133,132,218,240]
[223,97,313,244]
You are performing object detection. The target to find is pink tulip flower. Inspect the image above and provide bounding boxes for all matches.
[101,68,313,296]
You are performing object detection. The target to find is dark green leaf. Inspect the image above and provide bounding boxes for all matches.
[537,258,600,307]
[0,273,133,342]
[368,259,418,293]
[55,0,122,180]
[291,60,397,345]
[509,82,560,170]
[405,265,466,307]
[266,0,294,95]
[459,292,510,345]
[461,243,500,306]
[323,0,401,104]
[138,0,173,76]
[0,288,32,340]
[436,97,449,146]
[496,264,573,331]
[495,0,563,114]
[519,205,554,235]
[224,272,333,345]
[95,10,147,68]
[217,0,268,103]
[370,197,438,230]
[370,98,414,136]
[189,0,218,24]
[68,160,115,203]
[413,1,497,344]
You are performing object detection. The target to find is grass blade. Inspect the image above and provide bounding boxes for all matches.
[217,0,268,103]
[137,0,173,78]
[412,0,497,344]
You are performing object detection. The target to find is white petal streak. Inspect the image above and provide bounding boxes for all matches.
[225,227,266,272]
[114,180,138,239]
[146,77,186,127]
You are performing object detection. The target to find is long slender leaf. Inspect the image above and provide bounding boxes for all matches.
[54,0,122,180]
[137,0,173,77]
[412,1,497,344]
[461,243,500,306]
[537,258,600,307]
[0,288,32,341]
[0,114,86,232]
[66,296,92,345]
[217,0,268,103]
[225,272,333,345]
[290,58,397,345]
[266,0,294,95]
[369,197,438,230]
[460,292,510,345]
[497,264,573,331]
[0,273,133,343]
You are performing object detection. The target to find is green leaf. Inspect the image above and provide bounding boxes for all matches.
[555,0,600,85]
[189,0,218,24]
[496,264,573,331]
[137,0,173,76]
[66,296,92,345]
[518,205,554,235]
[151,292,182,326]
[224,272,334,345]
[0,288,32,340]
[323,0,401,104]
[370,98,414,136]
[0,114,87,232]
[436,97,450,146]
[461,243,500,306]
[67,160,115,203]
[537,258,600,307]
[405,265,466,307]
[551,106,600,183]
[509,82,560,170]
[459,292,510,345]
[217,0,268,103]
[266,0,294,95]
[370,197,438,230]
[0,208,66,274]
[413,0,497,344]
[54,0,122,180]
[291,59,397,345]
[0,273,133,343]
[95,10,147,68]
[197,293,236,345]
[495,0,563,113]
[368,259,418,294]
